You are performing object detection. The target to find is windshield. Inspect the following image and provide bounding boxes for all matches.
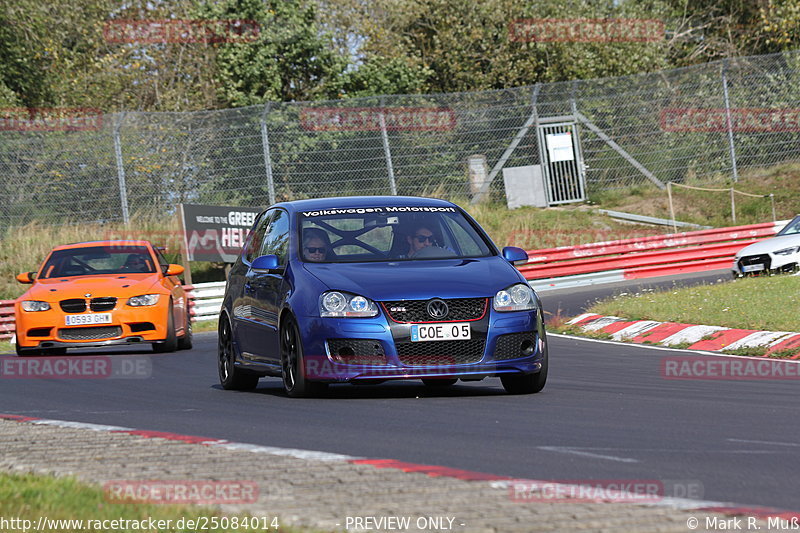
[299,205,494,263]
[40,245,156,278]
[777,215,800,236]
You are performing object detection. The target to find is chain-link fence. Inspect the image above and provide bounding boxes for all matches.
[3,50,800,229]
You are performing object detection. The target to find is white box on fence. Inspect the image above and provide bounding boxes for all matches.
[503,165,547,209]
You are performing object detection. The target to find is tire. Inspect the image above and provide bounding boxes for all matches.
[217,315,259,391]
[177,312,193,350]
[501,349,548,395]
[281,317,327,398]
[152,303,178,353]
[421,378,458,387]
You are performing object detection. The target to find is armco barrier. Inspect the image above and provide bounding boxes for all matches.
[522,220,788,291]
[1,281,226,342]
[0,300,14,341]
[183,281,226,322]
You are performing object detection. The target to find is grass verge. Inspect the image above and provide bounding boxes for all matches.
[586,274,800,333]
[0,472,297,532]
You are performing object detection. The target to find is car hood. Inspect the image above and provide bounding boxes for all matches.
[302,257,524,300]
[737,235,800,257]
[23,274,160,302]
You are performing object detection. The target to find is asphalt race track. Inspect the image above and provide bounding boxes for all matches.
[2,270,798,512]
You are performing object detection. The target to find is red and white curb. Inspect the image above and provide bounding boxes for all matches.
[1,413,799,521]
[567,314,800,358]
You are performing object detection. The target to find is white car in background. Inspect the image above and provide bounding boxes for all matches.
[733,215,800,277]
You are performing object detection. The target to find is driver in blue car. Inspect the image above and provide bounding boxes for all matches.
[303,228,331,262]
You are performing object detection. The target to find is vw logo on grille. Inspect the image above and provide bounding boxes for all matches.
[426,299,449,319]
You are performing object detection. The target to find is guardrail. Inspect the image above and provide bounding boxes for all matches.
[184,281,226,323]
[0,281,226,342]
[522,220,788,291]
[0,300,14,341]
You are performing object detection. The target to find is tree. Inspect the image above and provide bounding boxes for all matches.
[197,0,347,106]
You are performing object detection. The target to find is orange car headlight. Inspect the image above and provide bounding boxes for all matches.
[21,300,51,312]
[127,294,160,307]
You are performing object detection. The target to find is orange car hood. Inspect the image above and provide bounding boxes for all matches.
[24,274,161,302]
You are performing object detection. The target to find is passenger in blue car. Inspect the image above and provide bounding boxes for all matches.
[405,224,437,258]
[303,228,331,262]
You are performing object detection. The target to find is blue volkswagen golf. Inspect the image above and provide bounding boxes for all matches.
[218,196,548,397]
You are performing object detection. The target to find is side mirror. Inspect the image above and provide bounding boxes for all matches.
[502,246,529,266]
[165,264,185,276]
[251,254,280,272]
[16,271,35,284]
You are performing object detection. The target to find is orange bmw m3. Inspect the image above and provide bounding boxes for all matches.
[14,240,192,356]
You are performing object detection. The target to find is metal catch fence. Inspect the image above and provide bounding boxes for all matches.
[2,51,800,229]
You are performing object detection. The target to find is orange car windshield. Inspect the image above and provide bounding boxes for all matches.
[40,246,156,278]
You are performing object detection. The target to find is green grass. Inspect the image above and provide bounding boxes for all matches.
[587,275,800,332]
[0,472,298,532]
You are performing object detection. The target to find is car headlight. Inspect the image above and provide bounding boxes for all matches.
[127,294,160,307]
[320,291,378,317]
[21,300,50,312]
[493,283,537,312]
[774,246,799,256]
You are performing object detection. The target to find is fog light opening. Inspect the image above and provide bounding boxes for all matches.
[338,346,355,357]
[520,340,535,357]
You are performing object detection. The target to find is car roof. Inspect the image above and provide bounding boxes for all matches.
[51,240,154,251]
[271,196,458,212]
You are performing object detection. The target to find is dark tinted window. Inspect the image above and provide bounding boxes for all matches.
[244,211,272,263]
[261,209,290,264]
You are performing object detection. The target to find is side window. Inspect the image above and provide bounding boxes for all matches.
[244,211,273,263]
[260,209,290,264]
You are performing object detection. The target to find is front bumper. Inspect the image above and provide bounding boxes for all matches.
[297,309,545,383]
[733,253,798,276]
[15,301,170,348]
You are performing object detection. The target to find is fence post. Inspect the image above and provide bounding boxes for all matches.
[721,60,739,182]
[112,113,130,224]
[379,97,398,195]
[260,103,276,205]
[667,182,678,232]
[730,187,736,224]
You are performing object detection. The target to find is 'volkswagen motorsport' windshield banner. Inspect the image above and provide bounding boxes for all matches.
[181,204,262,263]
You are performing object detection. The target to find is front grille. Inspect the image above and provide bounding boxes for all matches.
[494,332,536,360]
[396,339,485,366]
[327,339,387,365]
[90,297,117,311]
[57,326,122,340]
[60,299,86,313]
[738,254,771,271]
[382,298,487,323]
